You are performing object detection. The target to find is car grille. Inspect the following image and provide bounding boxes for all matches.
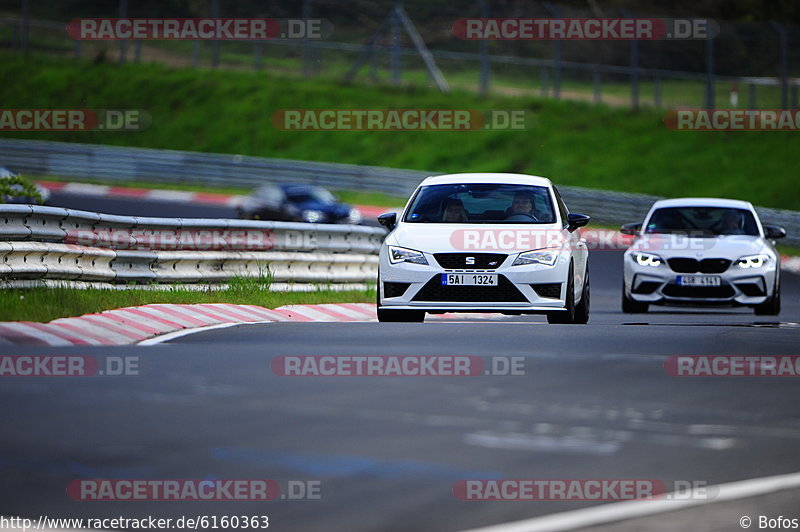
[412,275,527,302]
[667,258,731,274]
[531,283,561,298]
[662,284,735,299]
[433,253,507,270]
[383,282,411,298]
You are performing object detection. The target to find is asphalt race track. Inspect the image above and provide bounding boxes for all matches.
[1,248,798,531]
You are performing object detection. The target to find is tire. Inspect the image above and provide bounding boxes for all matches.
[547,263,577,324]
[573,270,590,324]
[622,280,649,313]
[376,271,425,323]
[754,277,781,316]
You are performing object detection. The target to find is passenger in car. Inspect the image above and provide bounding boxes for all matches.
[442,198,469,222]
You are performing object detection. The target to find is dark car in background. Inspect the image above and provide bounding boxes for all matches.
[237,184,362,224]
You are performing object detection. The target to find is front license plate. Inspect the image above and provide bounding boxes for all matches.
[441,274,498,286]
[677,275,722,287]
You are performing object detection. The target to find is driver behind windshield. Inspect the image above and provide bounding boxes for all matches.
[506,191,538,220]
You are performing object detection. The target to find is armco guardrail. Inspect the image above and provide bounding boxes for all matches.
[0,138,797,246]
[0,205,384,284]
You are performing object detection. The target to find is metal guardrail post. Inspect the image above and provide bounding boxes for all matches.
[705,32,715,109]
[770,21,789,110]
[21,0,29,54]
[118,0,128,64]
[391,3,401,86]
[477,0,490,97]
[211,0,220,68]
[592,65,601,104]
[302,0,313,78]
[543,3,562,100]
[654,77,662,108]
[748,83,756,108]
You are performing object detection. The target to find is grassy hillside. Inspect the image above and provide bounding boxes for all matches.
[1,53,798,210]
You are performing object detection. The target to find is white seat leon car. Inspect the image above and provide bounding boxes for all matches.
[621,198,786,315]
[376,173,591,324]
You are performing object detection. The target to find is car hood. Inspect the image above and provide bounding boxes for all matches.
[628,234,772,259]
[387,222,566,254]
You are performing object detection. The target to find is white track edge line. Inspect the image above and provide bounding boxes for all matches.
[458,470,800,532]
[138,321,274,345]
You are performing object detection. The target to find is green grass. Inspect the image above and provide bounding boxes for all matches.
[1,52,799,210]
[0,283,375,322]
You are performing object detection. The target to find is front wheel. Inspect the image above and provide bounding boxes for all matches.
[754,279,781,316]
[622,280,649,313]
[547,263,579,324]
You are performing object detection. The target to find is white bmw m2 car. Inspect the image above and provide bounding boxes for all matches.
[621,198,785,315]
[376,173,591,324]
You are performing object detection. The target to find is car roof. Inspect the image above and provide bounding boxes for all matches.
[280,183,321,192]
[419,173,553,187]
[650,197,755,210]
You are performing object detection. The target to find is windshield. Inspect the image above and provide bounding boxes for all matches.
[286,187,336,204]
[403,183,557,224]
[645,207,760,236]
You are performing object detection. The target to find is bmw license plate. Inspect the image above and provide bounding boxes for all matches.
[677,275,722,287]
[441,274,498,286]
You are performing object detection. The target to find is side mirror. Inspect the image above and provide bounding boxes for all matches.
[377,212,397,231]
[763,224,786,239]
[620,222,642,236]
[567,213,590,231]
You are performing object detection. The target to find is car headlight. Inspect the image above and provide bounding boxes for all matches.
[348,208,362,225]
[632,252,663,267]
[388,246,428,265]
[302,210,323,223]
[736,254,770,269]
[512,248,559,267]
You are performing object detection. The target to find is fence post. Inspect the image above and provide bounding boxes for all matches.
[748,83,756,108]
[592,65,601,104]
[478,0,490,97]
[118,0,128,64]
[254,42,263,70]
[621,10,639,110]
[540,67,549,97]
[192,41,200,67]
[302,0,312,77]
[21,0,29,54]
[211,0,220,68]
[770,21,789,110]
[543,3,562,99]
[134,40,141,63]
[704,33,714,109]
[654,77,662,108]
[391,3,401,86]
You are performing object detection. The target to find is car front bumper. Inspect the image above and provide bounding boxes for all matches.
[378,249,571,314]
[623,256,777,306]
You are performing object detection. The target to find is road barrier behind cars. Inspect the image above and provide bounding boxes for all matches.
[0,205,384,284]
[1,138,797,245]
